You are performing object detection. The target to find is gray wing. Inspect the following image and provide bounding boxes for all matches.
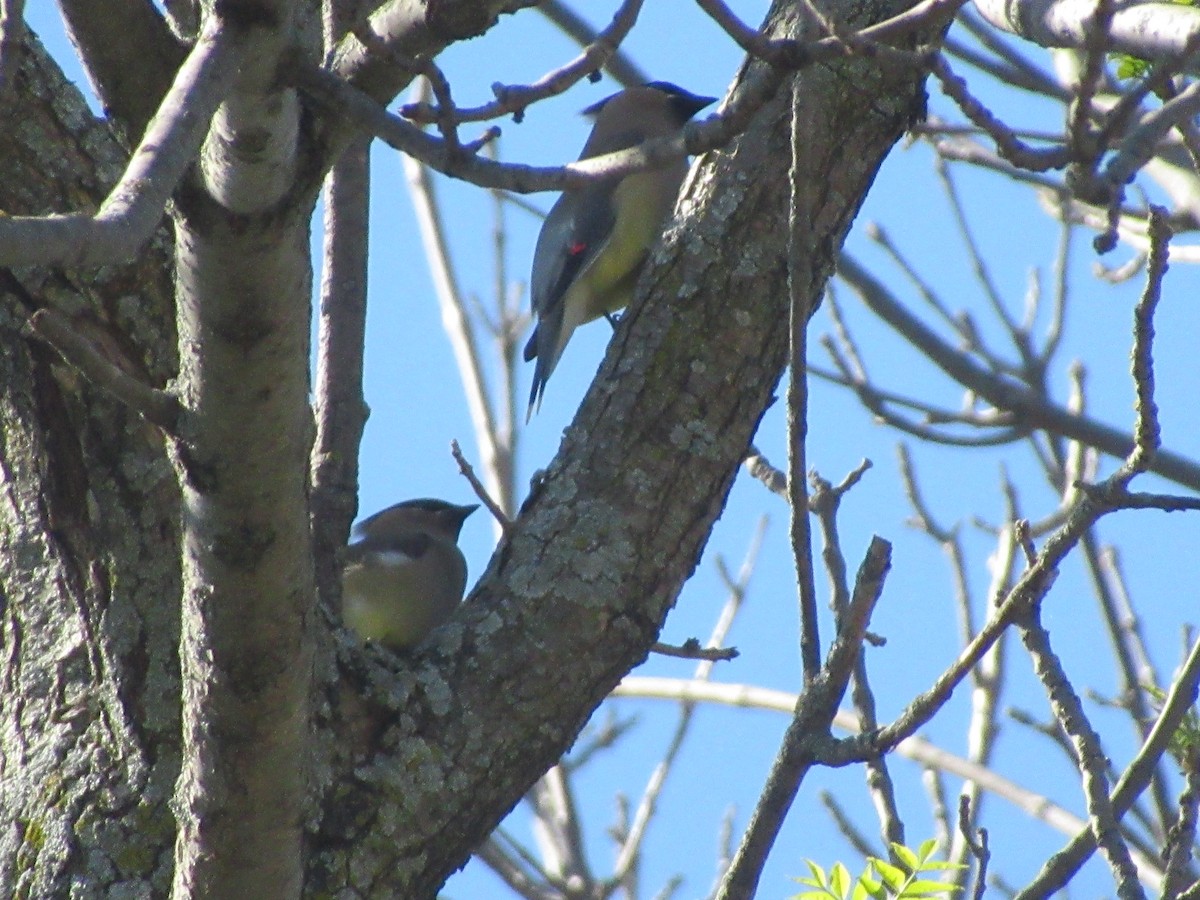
[525,183,617,411]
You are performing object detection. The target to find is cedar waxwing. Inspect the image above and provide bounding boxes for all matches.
[341,498,477,649]
[524,81,716,417]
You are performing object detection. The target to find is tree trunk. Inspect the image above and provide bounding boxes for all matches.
[0,31,181,898]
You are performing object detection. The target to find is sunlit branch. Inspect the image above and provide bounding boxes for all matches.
[0,24,241,267]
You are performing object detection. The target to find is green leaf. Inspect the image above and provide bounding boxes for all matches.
[859,874,887,900]
[806,860,829,888]
[903,878,961,896]
[872,859,908,891]
[830,862,853,897]
[916,860,968,873]
[915,838,938,862]
[892,843,920,871]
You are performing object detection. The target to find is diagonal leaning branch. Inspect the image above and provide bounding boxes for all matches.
[0,24,242,268]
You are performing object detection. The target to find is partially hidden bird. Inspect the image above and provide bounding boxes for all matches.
[341,498,477,650]
[524,81,716,418]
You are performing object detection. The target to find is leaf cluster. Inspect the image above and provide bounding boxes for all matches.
[791,839,967,900]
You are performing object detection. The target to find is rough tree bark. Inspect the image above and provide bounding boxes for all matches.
[0,31,181,897]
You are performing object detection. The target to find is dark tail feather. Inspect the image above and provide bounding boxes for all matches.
[526,358,548,423]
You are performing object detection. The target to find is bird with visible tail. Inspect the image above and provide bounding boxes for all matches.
[341,498,477,650]
[524,81,716,419]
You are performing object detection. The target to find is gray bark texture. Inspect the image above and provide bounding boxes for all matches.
[0,31,181,900]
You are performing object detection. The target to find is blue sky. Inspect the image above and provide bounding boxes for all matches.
[29,4,1200,897]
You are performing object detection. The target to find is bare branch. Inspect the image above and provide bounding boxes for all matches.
[787,78,823,684]
[974,0,1200,67]
[311,136,371,607]
[1015,636,1200,898]
[613,521,766,883]
[696,0,966,65]
[958,796,991,900]
[820,790,885,859]
[745,445,788,497]
[475,830,563,900]
[0,25,241,267]
[1161,768,1200,898]
[28,308,183,433]
[931,54,1071,171]
[1095,88,1200,252]
[650,640,739,662]
[715,538,891,900]
[1017,610,1145,897]
[613,676,1163,889]
[296,0,961,195]
[402,86,513,522]
[1115,207,1169,481]
[1062,0,1115,185]
[837,253,1200,492]
[538,0,648,87]
[1079,531,1176,831]
[451,439,514,535]
[402,0,646,126]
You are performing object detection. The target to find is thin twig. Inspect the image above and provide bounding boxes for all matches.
[402,0,646,125]
[715,538,892,900]
[297,0,964,194]
[786,77,822,683]
[538,0,648,87]
[1161,768,1200,898]
[744,445,787,498]
[1014,637,1200,898]
[402,92,512,524]
[957,795,991,900]
[1115,207,1169,483]
[613,521,766,883]
[450,439,513,535]
[28,308,183,432]
[1017,610,1145,899]
[650,641,739,662]
[930,55,1071,172]
[1096,89,1200,252]
[820,790,884,859]
[614,675,1165,890]
[837,253,1200,491]
[1078,529,1175,831]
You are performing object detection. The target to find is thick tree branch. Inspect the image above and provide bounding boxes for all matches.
[57,0,184,137]
[973,0,1200,67]
[171,8,317,896]
[314,0,933,889]
[0,24,241,267]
